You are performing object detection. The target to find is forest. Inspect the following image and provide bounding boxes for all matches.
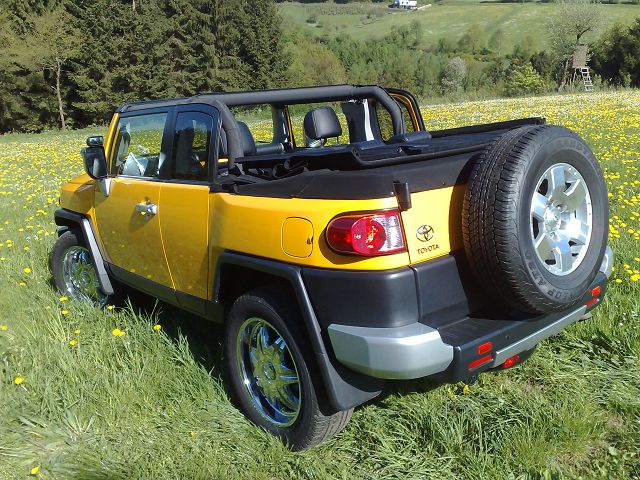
[1,0,639,133]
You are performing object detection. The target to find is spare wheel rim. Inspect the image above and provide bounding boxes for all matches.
[529,162,593,276]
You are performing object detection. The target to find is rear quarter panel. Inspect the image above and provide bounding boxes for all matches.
[210,193,412,270]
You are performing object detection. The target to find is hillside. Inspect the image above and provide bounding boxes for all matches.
[280,0,640,51]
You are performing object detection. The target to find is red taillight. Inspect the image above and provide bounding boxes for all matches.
[501,354,521,369]
[468,354,493,370]
[326,210,406,256]
[477,341,492,355]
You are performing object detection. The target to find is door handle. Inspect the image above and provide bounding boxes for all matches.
[135,202,158,216]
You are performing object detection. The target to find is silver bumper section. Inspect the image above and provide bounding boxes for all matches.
[600,245,614,278]
[327,322,453,379]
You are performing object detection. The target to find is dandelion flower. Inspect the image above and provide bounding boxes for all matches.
[61,310,69,316]
[73,329,80,334]
[59,296,68,302]
[111,328,125,337]
[69,339,77,346]
[462,384,470,395]
[14,376,24,385]
[19,282,26,287]
[23,267,31,273]
[30,466,40,476]
[153,324,162,331]
[0,325,6,331]
[107,305,114,311]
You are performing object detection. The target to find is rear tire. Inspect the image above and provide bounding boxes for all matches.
[224,286,353,450]
[462,125,608,314]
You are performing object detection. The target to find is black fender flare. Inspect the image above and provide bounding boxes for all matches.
[214,251,383,412]
[53,209,115,295]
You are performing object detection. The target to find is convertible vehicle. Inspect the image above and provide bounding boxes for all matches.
[50,85,612,449]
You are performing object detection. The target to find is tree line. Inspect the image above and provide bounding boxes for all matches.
[1,0,640,133]
[0,0,287,132]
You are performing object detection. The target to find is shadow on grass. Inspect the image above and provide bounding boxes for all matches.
[119,287,447,412]
[122,288,226,380]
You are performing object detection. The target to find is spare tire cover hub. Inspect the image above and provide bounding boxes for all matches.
[530,163,593,276]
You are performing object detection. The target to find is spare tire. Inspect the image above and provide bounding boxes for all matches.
[462,125,608,314]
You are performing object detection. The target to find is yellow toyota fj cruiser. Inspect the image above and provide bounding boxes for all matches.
[50,85,612,449]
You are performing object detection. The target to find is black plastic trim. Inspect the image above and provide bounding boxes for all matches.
[108,264,224,322]
[302,266,419,329]
[430,273,608,383]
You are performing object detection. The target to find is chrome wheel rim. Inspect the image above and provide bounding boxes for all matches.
[61,246,107,304]
[236,317,301,427]
[530,163,593,276]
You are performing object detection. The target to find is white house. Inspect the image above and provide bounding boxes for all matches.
[392,0,418,9]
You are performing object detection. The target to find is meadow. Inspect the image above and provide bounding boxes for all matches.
[280,0,640,51]
[0,91,639,479]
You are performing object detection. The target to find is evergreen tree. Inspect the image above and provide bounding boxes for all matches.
[238,0,289,89]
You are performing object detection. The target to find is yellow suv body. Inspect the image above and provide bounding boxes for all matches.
[51,85,611,449]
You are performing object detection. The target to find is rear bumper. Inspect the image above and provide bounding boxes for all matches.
[323,248,611,382]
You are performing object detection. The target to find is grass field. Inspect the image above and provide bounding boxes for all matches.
[280,0,640,51]
[1,91,639,479]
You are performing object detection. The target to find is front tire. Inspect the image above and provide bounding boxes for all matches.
[224,287,353,450]
[50,230,110,306]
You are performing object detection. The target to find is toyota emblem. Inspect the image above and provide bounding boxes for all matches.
[416,225,434,242]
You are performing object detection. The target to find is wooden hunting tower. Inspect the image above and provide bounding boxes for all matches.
[572,44,593,92]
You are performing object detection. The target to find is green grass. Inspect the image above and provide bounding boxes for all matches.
[280,0,640,51]
[1,91,639,479]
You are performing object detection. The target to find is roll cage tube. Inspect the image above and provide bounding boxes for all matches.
[118,85,406,170]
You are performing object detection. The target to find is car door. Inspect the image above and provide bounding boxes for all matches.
[94,109,174,288]
[157,105,219,309]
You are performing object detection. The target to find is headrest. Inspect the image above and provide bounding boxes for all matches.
[219,121,257,158]
[237,121,256,156]
[303,106,342,141]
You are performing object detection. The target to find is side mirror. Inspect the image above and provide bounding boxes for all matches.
[82,146,107,179]
[87,135,104,147]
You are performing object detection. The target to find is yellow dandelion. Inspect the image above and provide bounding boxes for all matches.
[69,339,78,346]
[0,325,6,331]
[462,384,470,395]
[153,324,162,331]
[23,246,29,251]
[615,278,623,284]
[59,296,68,302]
[23,267,31,273]
[111,328,126,337]
[14,376,24,385]
[30,466,40,476]
[19,282,26,287]
[61,310,69,316]
[107,305,114,311]
[73,329,80,334]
